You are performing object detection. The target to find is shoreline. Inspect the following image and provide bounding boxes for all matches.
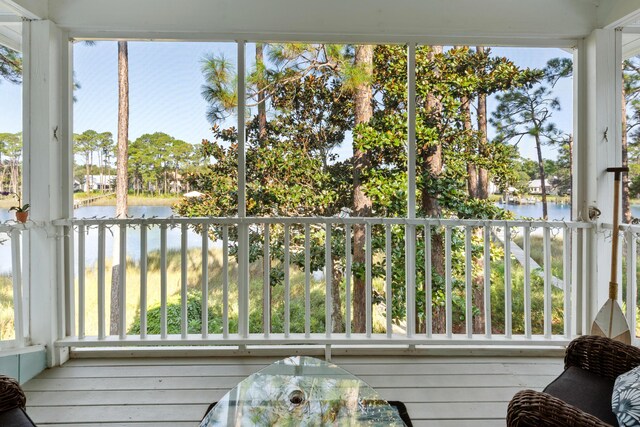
[0,194,180,209]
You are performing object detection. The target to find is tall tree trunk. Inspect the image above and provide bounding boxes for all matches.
[256,43,273,330]
[256,43,267,143]
[352,45,374,333]
[110,41,129,336]
[461,91,486,334]
[535,135,548,220]
[85,154,91,192]
[476,48,489,200]
[421,46,446,334]
[622,80,631,223]
[99,151,104,193]
[11,159,18,195]
[462,96,478,198]
[568,135,573,214]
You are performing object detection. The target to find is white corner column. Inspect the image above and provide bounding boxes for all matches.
[22,19,71,367]
[573,28,622,334]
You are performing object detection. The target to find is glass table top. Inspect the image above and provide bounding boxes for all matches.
[200,356,406,426]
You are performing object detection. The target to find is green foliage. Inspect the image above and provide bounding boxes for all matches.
[0,46,21,85]
[128,291,221,335]
[178,44,570,329]
[129,132,195,195]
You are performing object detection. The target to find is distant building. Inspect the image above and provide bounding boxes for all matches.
[528,178,556,195]
[83,175,116,191]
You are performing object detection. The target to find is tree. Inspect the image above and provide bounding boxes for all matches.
[358,45,531,333]
[622,57,640,222]
[0,132,21,194]
[96,132,114,192]
[491,85,563,219]
[0,46,21,84]
[74,130,99,192]
[111,41,130,336]
[198,43,371,332]
[351,45,374,333]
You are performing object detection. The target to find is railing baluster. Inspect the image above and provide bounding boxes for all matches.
[305,224,311,338]
[10,229,23,344]
[160,224,168,339]
[118,225,127,340]
[55,217,594,344]
[201,224,209,339]
[284,225,290,338]
[484,224,492,338]
[180,223,188,339]
[263,224,270,338]
[626,229,637,337]
[64,225,75,340]
[406,223,416,338]
[366,222,372,338]
[97,224,106,340]
[563,226,572,339]
[445,226,452,338]
[425,224,432,338]
[504,225,512,339]
[325,222,332,338]
[78,225,86,339]
[543,226,552,339]
[140,223,147,339]
[385,224,392,338]
[57,229,65,342]
[523,225,532,339]
[345,224,352,338]
[465,226,472,338]
[222,226,229,338]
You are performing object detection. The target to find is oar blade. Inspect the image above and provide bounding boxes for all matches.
[591,299,631,344]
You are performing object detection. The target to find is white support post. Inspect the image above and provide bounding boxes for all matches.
[237,40,249,338]
[406,43,416,339]
[575,29,623,327]
[22,20,68,367]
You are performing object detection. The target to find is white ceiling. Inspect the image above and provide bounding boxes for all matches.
[0,2,21,51]
[0,0,639,52]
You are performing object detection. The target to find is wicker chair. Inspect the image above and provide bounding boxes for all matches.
[0,375,36,426]
[507,335,640,426]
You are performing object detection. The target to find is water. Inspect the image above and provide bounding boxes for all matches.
[500,201,640,220]
[0,205,205,273]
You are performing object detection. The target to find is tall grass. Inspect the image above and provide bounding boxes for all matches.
[0,275,14,340]
[78,248,389,337]
[3,232,577,340]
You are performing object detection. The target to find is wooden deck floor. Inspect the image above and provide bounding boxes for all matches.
[22,354,564,426]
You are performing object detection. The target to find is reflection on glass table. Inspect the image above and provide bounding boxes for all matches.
[200,356,407,426]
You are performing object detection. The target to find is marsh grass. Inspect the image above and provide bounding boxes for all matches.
[1,230,577,341]
[0,275,14,340]
[79,247,389,337]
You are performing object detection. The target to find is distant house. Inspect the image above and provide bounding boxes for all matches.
[528,178,555,195]
[84,175,116,191]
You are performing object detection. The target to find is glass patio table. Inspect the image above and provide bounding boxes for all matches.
[199,356,407,426]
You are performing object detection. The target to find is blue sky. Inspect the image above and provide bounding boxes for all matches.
[0,42,573,161]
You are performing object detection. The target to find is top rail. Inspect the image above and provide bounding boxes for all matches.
[54,216,593,229]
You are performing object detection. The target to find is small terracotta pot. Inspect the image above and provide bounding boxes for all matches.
[15,211,28,223]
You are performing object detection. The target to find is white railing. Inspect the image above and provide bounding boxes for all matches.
[54,217,592,347]
[619,223,640,344]
[0,222,31,350]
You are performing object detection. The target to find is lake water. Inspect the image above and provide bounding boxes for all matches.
[0,202,638,273]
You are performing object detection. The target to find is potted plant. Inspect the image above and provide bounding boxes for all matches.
[8,193,29,223]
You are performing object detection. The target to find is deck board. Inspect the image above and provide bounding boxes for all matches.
[23,354,564,426]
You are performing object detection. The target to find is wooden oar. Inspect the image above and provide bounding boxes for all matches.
[591,167,631,344]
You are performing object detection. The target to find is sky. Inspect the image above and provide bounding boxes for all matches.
[0,42,573,162]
